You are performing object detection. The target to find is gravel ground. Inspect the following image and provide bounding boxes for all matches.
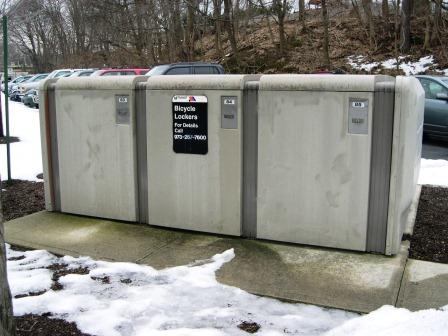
[409,186,448,264]
[15,314,91,336]
[1,179,45,221]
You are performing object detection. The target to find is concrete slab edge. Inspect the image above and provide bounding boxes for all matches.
[5,237,116,262]
[404,184,422,236]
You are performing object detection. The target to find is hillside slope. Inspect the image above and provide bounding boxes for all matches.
[198,11,448,75]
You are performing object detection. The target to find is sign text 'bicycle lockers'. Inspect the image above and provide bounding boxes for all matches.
[172,95,208,155]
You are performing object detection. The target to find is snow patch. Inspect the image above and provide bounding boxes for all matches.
[418,159,448,187]
[347,55,438,75]
[0,98,42,181]
[7,247,57,297]
[8,244,448,335]
[7,244,355,336]
[325,305,448,336]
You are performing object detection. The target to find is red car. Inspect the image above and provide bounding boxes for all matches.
[91,68,150,76]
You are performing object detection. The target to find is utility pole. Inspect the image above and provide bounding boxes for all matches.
[0,86,3,138]
[3,15,11,181]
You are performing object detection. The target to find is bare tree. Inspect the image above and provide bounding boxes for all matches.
[299,0,305,21]
[223,0,239,60]
[401,0,411,52]
[361,0,375,49]
[423,0,431,50]
[212,0,223,56]
[322,0,330,69]
[186,0,196,61]
[431,0,442,44]
[272,0,289,56]
[3,0,447,72]
[382,0,389,17]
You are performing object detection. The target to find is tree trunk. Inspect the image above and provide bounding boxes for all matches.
[394,0,401,70]
[431,0,441,44]
[299,0,305,21]
[382,0,389,18]
[187,0,196,61]
[423,0,431,50]
[223,0,239,60]
[233,0,240,40]
[322,0,331,69]
[213,0,222,57]
[0,179,15,336]
[273,0,287,57]
[401,0,411,52]
[361,0,375,49]
[173,0,184,60]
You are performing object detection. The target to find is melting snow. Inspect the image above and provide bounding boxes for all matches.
[325,305,448,336]
[8,245,354,336]
[346,55,445,76]
[418,159,448,187]
[7,245,448,336]
[0,99,42,181]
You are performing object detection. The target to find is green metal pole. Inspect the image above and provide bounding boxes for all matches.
[3,15,11,181]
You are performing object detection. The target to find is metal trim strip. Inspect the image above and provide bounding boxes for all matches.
[48,84,61,211]
[242,81,259,238]
[135,82,148,223]
[366,80,396,253]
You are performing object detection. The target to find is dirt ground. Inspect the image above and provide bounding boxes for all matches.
[1,179,45,221]
[409,186,448,264]
[15,314,91,336]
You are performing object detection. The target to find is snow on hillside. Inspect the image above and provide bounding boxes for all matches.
[347,55,448,76]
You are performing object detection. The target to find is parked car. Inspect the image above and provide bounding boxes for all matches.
[17,73,49,98]
[1,75,33,92]
[66,69,96,77]
[46,69,78,79]
[146,62,224,76]
[91,68,150,76]
[415,75,448,140]
[8,75,33,95]
[10,89,23,102]
[22,89,39,108]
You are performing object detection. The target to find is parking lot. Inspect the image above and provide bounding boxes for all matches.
[422,138,448,160]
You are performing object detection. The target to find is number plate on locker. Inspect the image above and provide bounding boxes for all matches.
[348,98,369,135]
[116,95,130,124]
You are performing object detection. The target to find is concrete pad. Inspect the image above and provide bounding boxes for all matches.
[5,211,182,262]
[5,211,409,313]
[142,238,409,313]
[397,259,448,311]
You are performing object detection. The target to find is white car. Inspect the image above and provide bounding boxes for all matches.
[1,75,32,92]
[65,69,96,77]
[46,69,78,79]
[17,73,49,96]
[18,69,77,95]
